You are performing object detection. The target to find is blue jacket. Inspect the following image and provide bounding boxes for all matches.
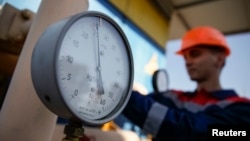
[122,89,250,141]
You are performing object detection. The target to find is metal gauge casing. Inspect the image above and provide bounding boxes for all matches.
[31,11,134,125]
[152,69,169,93]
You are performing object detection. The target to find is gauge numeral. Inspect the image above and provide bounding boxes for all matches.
[98,110,101,114]
[73,40,79,47]
[62,73,71,80]
[87,73,95,81]
[67,73,71,80]
[90,87,96,93]
[79,106,85,110]
[82,31,88,39]
[74,89,78,96]
[108,92,113,98]
[114,82,119,88]
[100,99,106,105]
[67,56,73,63]
[71,89,78,99]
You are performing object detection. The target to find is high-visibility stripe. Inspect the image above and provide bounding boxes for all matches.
[162,91,246,113]
[143,102,168,137]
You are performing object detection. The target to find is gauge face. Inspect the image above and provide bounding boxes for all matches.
[56,15,132,121]
[152,69,169,93]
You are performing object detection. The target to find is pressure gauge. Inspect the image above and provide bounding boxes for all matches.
[152,69,169,93]
[31,11,134,125]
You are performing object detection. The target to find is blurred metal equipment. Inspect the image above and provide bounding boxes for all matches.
[62,121,84,141]
[0,3,34,75]
[0,3,34,55]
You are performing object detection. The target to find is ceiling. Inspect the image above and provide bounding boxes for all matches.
[153,0,250,40]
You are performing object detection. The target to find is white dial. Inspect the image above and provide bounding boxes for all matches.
[31,11,133,125]
[57,17,130,120]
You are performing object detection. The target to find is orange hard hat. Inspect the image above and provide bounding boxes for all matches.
[176,26,230,56]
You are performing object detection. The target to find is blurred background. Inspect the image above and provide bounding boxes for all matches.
[0,0,249,141]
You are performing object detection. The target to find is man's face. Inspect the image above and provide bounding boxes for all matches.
[183,46,221,82]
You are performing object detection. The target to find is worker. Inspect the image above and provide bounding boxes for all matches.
[122,26,250,141]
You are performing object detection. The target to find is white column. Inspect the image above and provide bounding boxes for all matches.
[0,0,88,141]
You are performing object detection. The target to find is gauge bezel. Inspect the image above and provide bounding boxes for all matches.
[31,11,134,125]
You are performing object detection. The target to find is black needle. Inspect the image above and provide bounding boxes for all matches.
[96,18,104,95]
